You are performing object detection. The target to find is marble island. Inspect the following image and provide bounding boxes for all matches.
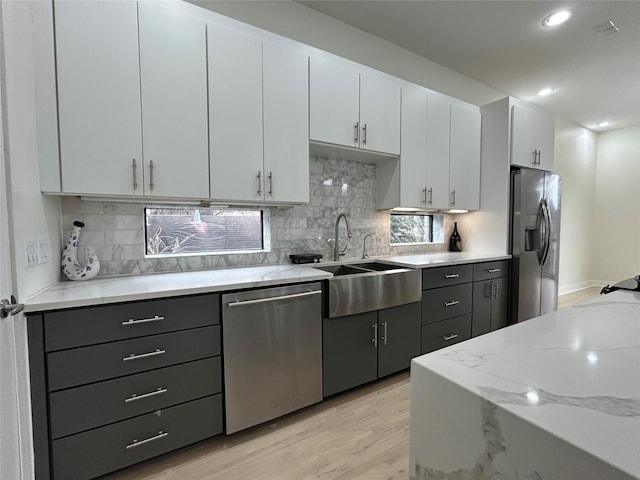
[410,289,640,480]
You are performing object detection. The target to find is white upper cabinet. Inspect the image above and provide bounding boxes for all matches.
[56,1,142,196]
[397,88,428,208]
[310,54,401,155]
[449,104,481,210]
[425,93,451,210]
[511,102,555,171]
[55,0,209,198]
[138,1,209,199]
[209,26,309,204]
[262,41,309,204]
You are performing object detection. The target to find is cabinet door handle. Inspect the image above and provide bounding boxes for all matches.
[125,387,167,403]
[450,189,456,206]
[422,187,427,204]
[125,431,168,450]
[354,121,360,143]
[382,321,388,345]
[122,315,164,326]
[149,160,154,191]
[485,282,492,299]
[268,172,273,196]
[532,150,538,166]
[123,348,165,362]
[427,187,433,205]
[443,333,458,341]
[487,268,501,273]
[444,274,459,279]
[362,123,367,145]
[491,282,498,300]
[256,171,262,196]
[132,159,138,190]
[444,300,459,307]
[372,323,378,348]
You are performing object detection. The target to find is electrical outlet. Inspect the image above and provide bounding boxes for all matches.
[25,238,38,269]
[37,237,50,265]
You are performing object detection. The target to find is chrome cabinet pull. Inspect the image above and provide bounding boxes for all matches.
[487,268,501,273]
[532,150,539,166]
[126,431,168,450]
[123,348,166,362]
[256,171,262,196]
[422,187,427,204]
[444,300,459,307]
[444,274,459,279]
[372,323,378,348]
[450,189,456,206]
[491,282,498,299]
[149,160,154,191]
[362,123,367,145]
[354,121,360,143]
[227,290,321,307]
[485,282,492,299]
[132,159,138,190]
[125,387,167,403]
[382,321,388,345]
[122,315,164,326]
[443,333,458,341]
[427,187,433,205]
[268,172,273,196]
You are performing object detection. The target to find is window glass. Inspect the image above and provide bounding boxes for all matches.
[390,213,443,244]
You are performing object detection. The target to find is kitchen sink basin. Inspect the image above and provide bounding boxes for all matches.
[314,261,421,317]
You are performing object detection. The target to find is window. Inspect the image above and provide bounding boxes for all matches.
[390,213,443,245]
[145,207,264,256]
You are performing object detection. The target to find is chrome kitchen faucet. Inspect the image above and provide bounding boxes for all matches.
[333,213,352,261]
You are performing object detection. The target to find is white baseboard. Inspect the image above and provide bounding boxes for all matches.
[558,280,605,296]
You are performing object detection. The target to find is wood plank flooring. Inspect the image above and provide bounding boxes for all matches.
[105,287,603,480]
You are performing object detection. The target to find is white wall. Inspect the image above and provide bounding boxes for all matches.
[553,117,598,294]
[592,125,640,284]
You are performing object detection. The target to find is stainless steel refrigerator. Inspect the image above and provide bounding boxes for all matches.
[510,167,562,323]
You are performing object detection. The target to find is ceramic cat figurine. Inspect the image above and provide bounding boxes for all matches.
[61,220,100,281]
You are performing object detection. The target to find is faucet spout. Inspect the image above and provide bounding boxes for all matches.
[333,213,352,261]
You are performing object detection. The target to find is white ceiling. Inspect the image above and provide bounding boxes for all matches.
[298,1,640,132]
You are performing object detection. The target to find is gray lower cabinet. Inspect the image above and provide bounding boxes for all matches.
[27,293,223,480]
[471,260,510,337]
[323,301,421,397]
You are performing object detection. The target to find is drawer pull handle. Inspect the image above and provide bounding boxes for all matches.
[125,430,168,450]
[125,387,168,403]
[444,300,460,307]
[443,333,458,341]
[486,268,501,273]
[123,349,166,362]
[444,274,459,279]
[122,315,164,326]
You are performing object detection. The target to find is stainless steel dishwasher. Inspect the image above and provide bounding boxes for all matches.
[221,282,322,434]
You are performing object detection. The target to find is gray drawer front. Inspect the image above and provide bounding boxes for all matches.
[50,356,222,439]
[473,260,509,281]
[51,394,222,480]
[48,326,220,391]
[45,293,220,352]
[422,264,472,289]
[422,283,472,325]
[421,314,472,354]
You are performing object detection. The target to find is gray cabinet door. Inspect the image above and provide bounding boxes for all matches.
[378,302,421,377]
[491,276,509,331]
[323,311,377,397]
[472,280,492,337]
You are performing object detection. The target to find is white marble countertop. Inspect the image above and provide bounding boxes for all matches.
[410,290,640,479]
[24,251,510,313]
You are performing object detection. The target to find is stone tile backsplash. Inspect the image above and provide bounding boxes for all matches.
[61,156,452,277]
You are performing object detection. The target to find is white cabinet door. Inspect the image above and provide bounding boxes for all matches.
[56,1,142,196]
[360,73,401,155]
[425,94,451,209]
[450,104,481,210]
[399,88,427,208]
[534,109,555,171]
[138,1,209,199]
[263,41,309,204]
[309,55,360,149]
[209,26,264,202]
[510,104,538,168]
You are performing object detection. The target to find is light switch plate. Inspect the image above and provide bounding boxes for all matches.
[25,238,38,269]
[37,237,50,265]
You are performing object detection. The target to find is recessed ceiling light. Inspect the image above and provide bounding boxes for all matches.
[537,88,556,96]
[597,121,611,128]
[542,10,571,27]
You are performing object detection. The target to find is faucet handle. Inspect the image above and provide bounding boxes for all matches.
[339,245,349,256]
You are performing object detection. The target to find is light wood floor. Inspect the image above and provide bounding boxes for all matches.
[105,287,602,480]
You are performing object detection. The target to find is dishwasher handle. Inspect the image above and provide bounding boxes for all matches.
[227,290,322,307]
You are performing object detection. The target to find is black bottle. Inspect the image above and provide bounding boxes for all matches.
[449,222,461,252]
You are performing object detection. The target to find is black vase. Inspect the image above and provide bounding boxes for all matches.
[449,222,461,252]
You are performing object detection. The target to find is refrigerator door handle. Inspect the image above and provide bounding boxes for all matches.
[536,199,545,265]
[540,199,552,265]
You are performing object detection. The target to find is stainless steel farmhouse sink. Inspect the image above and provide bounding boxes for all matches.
[314,262,421,317]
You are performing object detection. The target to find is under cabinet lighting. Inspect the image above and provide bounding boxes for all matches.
[446,209,469,214]
[542,10,571,27]
[537,88,556,96]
